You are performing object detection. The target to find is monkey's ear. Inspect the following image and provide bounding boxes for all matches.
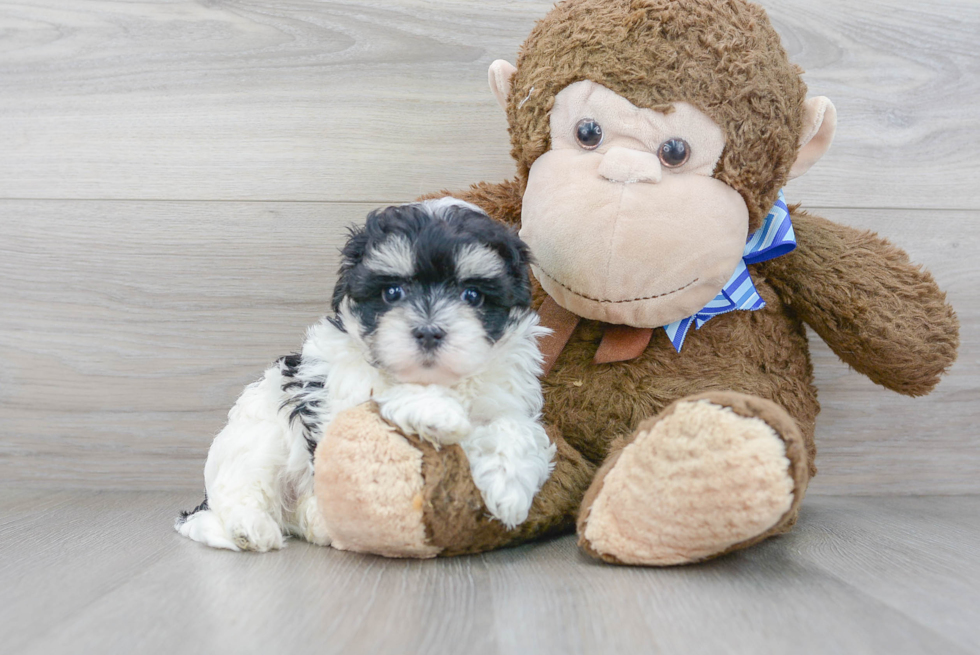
[488,60,518,112]
[788,97,837,180]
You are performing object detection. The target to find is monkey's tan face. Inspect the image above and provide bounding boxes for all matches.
[520,81,750,327]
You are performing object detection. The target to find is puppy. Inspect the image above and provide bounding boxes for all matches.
[176,198,555,551]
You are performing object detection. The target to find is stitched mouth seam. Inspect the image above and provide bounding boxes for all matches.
[536,265,698,304]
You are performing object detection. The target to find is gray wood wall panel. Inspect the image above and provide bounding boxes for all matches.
[1,0,978,492]
[0,0,977,208]
[0,200,976,493]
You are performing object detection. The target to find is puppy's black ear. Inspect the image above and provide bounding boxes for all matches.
[490,226,533,308]
[503,233,534,307]
[367,203,430,239]
[332,223,369,313]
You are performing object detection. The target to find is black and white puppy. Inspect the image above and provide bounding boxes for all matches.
[176,198,554,551]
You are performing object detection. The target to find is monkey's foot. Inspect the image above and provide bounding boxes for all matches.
[314,403,440,558]
[314,403,594,558]
[577,391,810,566]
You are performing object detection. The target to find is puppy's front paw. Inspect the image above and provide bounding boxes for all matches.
[482,485,535,530]
[377,384,471,447]
[462,419,555,529]
[226,507,284,552]
[415,409,472,447]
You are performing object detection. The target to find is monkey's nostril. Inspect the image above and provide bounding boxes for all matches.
[412,325,447,351]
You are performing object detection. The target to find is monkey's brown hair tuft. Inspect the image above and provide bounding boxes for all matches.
[507,0,807,229]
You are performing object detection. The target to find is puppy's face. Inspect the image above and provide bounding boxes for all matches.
[333,198,533,386]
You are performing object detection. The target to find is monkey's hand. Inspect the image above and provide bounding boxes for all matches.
[762,209,959,396]
[375,384,472,447]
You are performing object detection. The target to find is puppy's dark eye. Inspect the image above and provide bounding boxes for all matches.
[382,285,405,304]
[575,118,603,150]
[658,138,690,168]
[461,288,483,307]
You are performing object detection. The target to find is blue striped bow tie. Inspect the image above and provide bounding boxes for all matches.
[663,190,796,352]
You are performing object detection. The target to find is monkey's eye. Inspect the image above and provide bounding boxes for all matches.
[575,118,603,150]
[461,288,484,307]
[382,285,405,304]
[658,138,691,168]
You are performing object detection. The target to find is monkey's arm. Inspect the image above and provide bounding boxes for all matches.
[420,178,524,225]
[760,209,959,397]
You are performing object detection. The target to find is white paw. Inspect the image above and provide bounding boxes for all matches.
[415,409,472,446]
[377,384,472,447]
[226,507,284,552]
[483,485,535,529]
[461,418,555,529]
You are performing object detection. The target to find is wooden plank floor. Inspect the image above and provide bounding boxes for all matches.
[2,491,979,655]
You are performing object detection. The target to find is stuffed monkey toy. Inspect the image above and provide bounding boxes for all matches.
[313,0,959,565]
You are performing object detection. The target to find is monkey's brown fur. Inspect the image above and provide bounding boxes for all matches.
[316,0,959,563]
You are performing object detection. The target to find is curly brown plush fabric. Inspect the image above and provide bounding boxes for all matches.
[760,210,960,396]
[316,0,959,565]
[506,0,807,229]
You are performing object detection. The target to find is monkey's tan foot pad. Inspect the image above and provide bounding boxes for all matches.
[577,391,809,566]
[313,403,440,558]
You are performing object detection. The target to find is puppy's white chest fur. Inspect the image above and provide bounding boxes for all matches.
[300,312,555,529]
[299,310,544,419]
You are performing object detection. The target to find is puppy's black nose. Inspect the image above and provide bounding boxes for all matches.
[412,325,446,351]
